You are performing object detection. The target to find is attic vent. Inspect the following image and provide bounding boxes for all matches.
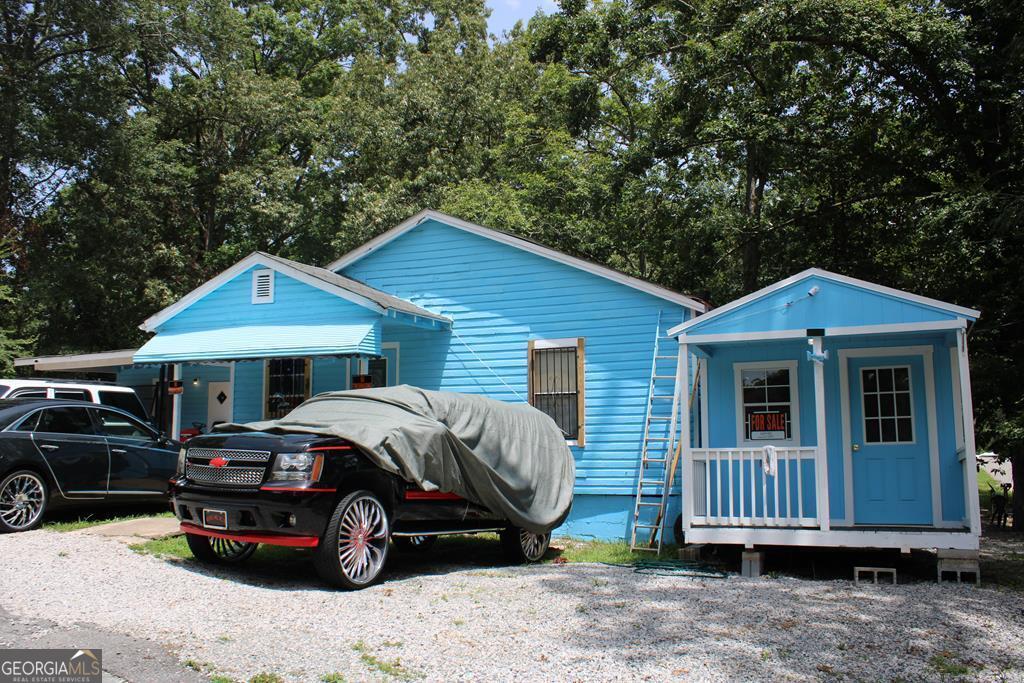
[252,269,274,304]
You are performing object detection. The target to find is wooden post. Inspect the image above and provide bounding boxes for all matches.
[811,337,830,531]
[678,339,692,535]
[956,328,982,535]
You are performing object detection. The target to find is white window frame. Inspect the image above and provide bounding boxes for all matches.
[733,360,801,447]
[859,364,916,445]
[528,337,585,447]
[251,269,275,304]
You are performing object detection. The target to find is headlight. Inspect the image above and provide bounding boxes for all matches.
[270,452,323,482]
[177,448,187,476]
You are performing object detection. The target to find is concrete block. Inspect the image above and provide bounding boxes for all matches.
[741,550,764,578]
[855,566,897,584]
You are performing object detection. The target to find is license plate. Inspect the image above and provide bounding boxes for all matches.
[202,508,227,530]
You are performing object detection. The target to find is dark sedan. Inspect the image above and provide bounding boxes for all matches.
[0,398,181,533]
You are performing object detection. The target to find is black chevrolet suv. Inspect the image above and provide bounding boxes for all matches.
[169,431,551,589]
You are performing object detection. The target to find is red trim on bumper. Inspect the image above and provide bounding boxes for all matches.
[259,486,336,493]
[180,522,320,548]
[403,490,463,501]
[306,446,353,452]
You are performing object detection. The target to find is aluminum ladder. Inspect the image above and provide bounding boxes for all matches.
[629,313,683,553]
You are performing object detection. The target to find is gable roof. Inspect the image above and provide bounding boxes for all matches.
[668,268,979,337]
[326,209,706,312]
[140,252,451,333]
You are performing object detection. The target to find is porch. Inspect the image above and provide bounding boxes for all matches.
[669,269,983,552]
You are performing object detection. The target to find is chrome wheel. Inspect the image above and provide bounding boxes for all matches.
[0,471,46,531]
[338,495,389,585]
[209,537,257,562]
[519,530,549,562]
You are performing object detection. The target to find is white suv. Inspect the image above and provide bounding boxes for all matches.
[0,379,149,422]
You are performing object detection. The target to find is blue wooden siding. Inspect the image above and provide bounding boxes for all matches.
[232,360,264,423]
[687,275,962,336]
[700,334,966,524]
[312,357,350,395]
[137,265,382,361]
[340,218,691,504]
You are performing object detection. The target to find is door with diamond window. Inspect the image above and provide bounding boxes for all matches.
[207,381,232,428]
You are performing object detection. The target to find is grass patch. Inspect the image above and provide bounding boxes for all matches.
[550,537,678,565]
[321,674,346,683]
[209,676,237,683]
[929,652,977,677]
[130,534,190,558]
[45,510,172,532]
[248,674,285,683]
[352,641,420,680]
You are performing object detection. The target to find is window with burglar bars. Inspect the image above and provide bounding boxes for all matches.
[264,357,310,419]
[528,339,585,445]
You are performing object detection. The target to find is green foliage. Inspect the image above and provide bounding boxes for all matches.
[3,1,1022,506]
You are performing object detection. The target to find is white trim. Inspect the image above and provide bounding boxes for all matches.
[382,342,400,386]
[250,269,274,304]
[956,329,982,535]
[838,346,942,527]
[699,359,709,449]
[228,362,236,423]
[532,338,580,350]
[140,253,389,332]
[684,526,976,551]
[668,268,978,337]
[14,348,138,371]
[676,320,967,344]
[810,337,831,531]
[733,360,801,448]
[327,209,706,312]
[170,363,182,441]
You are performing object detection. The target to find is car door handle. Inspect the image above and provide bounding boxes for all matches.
[39,444,59,451]
[110,448,127,454]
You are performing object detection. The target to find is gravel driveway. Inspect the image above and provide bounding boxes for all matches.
[2,530,1023,682]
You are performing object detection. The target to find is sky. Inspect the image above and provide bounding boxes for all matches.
[486,0,560,36]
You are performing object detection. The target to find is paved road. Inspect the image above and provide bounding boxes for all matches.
[0,605,206,683]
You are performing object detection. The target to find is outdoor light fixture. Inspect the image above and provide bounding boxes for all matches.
[192,377,200,386]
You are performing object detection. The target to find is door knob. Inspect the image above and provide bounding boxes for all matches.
[852,443,860,452]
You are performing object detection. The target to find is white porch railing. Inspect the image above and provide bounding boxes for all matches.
[689,447,822,528]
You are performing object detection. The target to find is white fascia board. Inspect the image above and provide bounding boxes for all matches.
[677,319,967,345]
[684,526,978,551]
[327,209,706,313]
[14,349,139,371]
[668,268,980,337]
[139,253,385,332]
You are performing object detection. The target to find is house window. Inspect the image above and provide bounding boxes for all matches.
[528,338,585,446]
[265,357,309,418]
[861,366,913,443]
[735,361,799,445]
[251,269,274,304]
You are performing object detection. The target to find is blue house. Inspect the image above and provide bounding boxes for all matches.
[15,212,983,552]
[669,268,982,552]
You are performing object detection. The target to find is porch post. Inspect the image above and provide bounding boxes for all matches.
[171,362,182,441]
[678,339,692,535]
[956,328,982,534]
[810,337,831,531]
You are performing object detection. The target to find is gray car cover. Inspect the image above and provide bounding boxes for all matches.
[216,386,575,533]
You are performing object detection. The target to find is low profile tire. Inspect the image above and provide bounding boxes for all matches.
[393,535,437,553]
[0,470,48,533]
[185,533,258,564]
[314,489,391,589]
[501,527,550,563]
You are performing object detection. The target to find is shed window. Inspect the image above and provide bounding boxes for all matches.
[736,362,799,444]
[861,366,913,443]
[252,269,274,304]
[265,357,310,419]
[528,339,585,445]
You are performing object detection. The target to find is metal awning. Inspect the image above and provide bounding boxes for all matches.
[15,348,139,373]
[132,321,381,364]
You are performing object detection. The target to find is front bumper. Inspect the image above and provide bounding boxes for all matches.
[170,481,336,547]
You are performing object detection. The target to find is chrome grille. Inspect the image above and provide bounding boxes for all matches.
[185,463,265,487]
[186,448,271,463]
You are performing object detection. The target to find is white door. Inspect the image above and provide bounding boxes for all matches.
[207,381,232,427]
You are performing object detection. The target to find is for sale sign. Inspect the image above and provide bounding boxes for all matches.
[750,412,786,440]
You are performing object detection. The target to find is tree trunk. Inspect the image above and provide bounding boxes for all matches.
[1012,452,1024,531]
[741,142,766,292]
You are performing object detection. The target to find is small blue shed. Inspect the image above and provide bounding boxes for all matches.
[668,268,982,551]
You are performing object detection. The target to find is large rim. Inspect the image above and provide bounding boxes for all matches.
[0,472,46,530]
[520,530,549,562]
[209,537,256,562]
[338,496,389,585]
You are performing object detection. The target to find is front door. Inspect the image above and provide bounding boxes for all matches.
[848,355,933,525]
[207,381,232,428]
